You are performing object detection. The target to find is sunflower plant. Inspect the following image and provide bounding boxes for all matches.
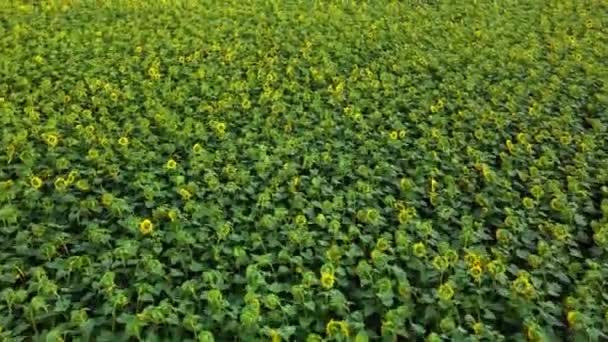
[0,0,607,341]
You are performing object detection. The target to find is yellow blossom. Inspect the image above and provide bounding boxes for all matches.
[432,256,449,272]
[438,282,455,301]
[54,177,68,191]
[31,176,43,189]
[295,214,307,226]
[320,271,335,289]
[76,180,90,191]
[179,188,192,201]
[326,319,349,337]
[192,143,203,154]
[413,242,426,258]
[469,264,483,281]
[88,149,100,159]
[139,219,154,235]
[464,252,481,267]
[101,193,113,206]
[168,210,178,222]
[397,207,416,224]
[472,322,484,335]
[46,134,59,147]
[66,171,78,184]
[165,159,177,170]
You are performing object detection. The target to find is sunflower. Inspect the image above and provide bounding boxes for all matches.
[432,256,449,272]
[139,219,154,235]
[54,177,68,191]
[295,214,307,226]
[167,210,178,222]
[31,176,43,189]
[179,188,192,201]
[192,143,203,154]
[165,159,177,170]
[326,319,349,337]
[320,271,335,289]
[438,282,455,301]
[469,264,483,281]
[472,322,484,335]
[413,242,426,258]
[46,134,59,147]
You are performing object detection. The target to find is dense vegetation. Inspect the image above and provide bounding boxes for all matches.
[1,0,607,341]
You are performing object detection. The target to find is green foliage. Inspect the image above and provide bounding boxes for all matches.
[1,0,608,341]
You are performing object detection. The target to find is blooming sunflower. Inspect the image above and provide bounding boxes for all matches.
[31,176,43,189]
[139,219,154,235]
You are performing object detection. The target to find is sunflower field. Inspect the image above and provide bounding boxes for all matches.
[0,0,607,341]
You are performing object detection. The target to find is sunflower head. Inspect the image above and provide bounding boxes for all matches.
[165,159,177,170]
[31,176,43,189]
[326,319,349,338]
[139,219,154,235]
[320,271,335,289]
[412,242,426,258]
[438,282,455,302]
[45,134,59,147]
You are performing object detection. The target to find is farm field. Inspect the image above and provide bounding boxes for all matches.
[0,0,607,341]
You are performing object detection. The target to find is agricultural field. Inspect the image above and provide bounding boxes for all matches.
[0,0,607,341]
